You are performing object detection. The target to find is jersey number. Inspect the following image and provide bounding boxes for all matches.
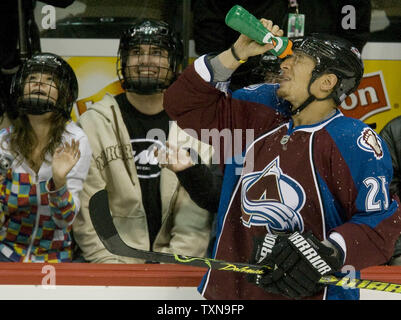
[363,176,389,211]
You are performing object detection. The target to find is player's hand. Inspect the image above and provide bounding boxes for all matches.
[52,139,81,189]
[154,142,194,173]
[232,19,284,62]
[247,233,284,286]
[259,231,343,299]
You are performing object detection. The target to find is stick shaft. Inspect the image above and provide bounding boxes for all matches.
[89,189,401,294]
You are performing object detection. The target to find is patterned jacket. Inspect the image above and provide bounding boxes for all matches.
[0,121,91,262]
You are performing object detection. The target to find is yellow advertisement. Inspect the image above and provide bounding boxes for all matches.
[66,53,401,134]
[358,60,401,132]
[65,57,122,121]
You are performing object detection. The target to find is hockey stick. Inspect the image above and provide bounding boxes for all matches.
[89,189,266,275]
[89,189,401,294]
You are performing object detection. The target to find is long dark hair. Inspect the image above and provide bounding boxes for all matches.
[7,112,68,167]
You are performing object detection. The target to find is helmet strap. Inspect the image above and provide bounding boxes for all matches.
[290,95,316,116]
[290,79,316,116]
[289,73,335,116]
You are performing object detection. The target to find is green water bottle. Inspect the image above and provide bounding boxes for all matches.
[225,5,293,58]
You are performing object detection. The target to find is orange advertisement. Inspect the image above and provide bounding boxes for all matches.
[340,71,390,121]
[358,60,401,132]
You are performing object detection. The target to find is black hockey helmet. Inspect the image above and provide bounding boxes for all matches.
[10,52,78,119]
[288,34,364,114]
[117,19,183,94]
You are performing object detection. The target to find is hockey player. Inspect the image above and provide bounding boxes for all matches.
[163,19,401,300]
[0,52,91,262]
[73,19,214,263]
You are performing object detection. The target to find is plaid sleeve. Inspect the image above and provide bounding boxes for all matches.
[46,177,76,228]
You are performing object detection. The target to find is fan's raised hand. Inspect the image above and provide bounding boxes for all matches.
[52,139,81,189]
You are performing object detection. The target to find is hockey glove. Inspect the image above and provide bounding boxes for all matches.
[261,231,343,299]
[247,233,286,285]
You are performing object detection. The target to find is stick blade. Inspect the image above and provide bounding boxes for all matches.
[89,189,119,244]
[88,189,212,265]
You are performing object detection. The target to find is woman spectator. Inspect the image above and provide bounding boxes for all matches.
[0,52,91,263]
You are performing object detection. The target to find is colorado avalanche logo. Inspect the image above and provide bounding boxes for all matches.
[357,128,383,160]
[241,157,305,233]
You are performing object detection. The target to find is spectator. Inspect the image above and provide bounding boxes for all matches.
[192,0,371,90]
[72,19,214,263]
[0,52,91,262]
[380,115,401,265]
